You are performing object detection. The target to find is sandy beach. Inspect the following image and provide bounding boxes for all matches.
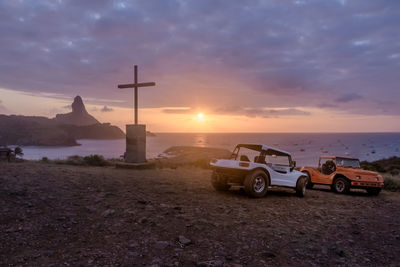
[1,161,400,266]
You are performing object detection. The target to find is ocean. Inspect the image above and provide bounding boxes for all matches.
[17,133,400,166]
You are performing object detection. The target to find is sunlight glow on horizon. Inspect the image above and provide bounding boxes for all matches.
[1,87,400,133]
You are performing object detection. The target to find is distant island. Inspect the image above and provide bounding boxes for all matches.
[0,96,125,146]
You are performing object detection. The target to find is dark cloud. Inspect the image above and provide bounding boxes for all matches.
[0,0,399,115]
[100,105,113,112]
[335,93,363,103]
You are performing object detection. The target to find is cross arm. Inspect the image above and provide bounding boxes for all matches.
[118,82,156,89]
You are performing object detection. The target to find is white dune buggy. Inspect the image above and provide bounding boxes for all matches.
[210,144,307,198]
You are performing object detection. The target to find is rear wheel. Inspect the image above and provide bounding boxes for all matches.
[244,170,269,198]
[211,171,230,191]
[366,188,381,196]
[296,176,307,197]
[333,177,350,194]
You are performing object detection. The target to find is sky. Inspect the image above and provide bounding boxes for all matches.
[0,0,399,132]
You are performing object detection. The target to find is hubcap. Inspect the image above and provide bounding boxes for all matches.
[253,176,266,193]
[336,180,345,192]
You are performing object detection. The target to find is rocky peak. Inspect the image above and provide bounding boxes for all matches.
[71,96,86,114]
[55,95,100,126]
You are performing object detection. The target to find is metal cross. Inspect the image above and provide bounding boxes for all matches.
[118,65,156,124]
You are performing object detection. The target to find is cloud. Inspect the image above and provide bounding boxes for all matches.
[0,100,8,113]
[163,106,310,117]
[232,107,310,118]
[0,0,399,116]
[335,93,363,103]
[100,105,113,112]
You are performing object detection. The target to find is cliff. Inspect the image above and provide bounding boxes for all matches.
[0,96,125,146]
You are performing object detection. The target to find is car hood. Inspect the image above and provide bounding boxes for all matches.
[337,167,379,177]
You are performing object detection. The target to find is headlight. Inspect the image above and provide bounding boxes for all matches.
[376,177,379,181]
[356,176,361,179]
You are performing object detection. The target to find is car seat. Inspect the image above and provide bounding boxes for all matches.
[322,161,335,175]
[240,155,250,162]
[254,155,266,164]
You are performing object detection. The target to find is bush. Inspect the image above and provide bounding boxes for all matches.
[383,175,400,191]
[41,157,49,162]
[360,161,386,173]
[83,154,108,166]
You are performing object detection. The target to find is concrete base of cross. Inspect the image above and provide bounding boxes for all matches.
[125,124,146,163]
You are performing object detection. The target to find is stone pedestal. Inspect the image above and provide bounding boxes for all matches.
[125,124,146,163]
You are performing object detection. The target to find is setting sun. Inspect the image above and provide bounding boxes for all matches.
[197,113,204,119]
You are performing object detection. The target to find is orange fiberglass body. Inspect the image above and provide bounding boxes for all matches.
[300,155,384,195]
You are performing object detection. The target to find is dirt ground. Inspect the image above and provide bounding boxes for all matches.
[1,162,400,266]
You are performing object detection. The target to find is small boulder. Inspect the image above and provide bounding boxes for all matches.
[178,235,192,246]
[101,209,115,217]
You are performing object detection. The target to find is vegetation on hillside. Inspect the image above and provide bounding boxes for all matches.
[361,157,400,191]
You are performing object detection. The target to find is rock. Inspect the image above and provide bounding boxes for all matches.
[263,250,277,258]
[101,209,115,217]
[154,241,169,249]
[138,217,148,224]
[196,261,214,267]
[178,235,192,246]
[55,95,100,126]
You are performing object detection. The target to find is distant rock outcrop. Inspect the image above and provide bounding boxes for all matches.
[0,96,125,146]
[55,96,100,126]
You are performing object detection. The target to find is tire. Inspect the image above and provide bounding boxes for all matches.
[333,177,350,194]
[211,171,230,191]
[296,176,307,197]
[366,188,381,196]
[244,170,269,198]
[303,171,314,189]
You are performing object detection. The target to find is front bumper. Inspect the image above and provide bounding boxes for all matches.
[351,181,384,188]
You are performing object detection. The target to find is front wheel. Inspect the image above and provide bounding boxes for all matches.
[302,171,314,189]
[333,177,350,194]
[366,188,381,196]
[211,171,230,191]
[296,176,307,197]
[244,170,269,198]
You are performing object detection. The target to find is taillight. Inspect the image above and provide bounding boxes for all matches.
[239,162,250,167]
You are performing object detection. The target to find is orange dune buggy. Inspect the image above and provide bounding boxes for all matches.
[300,155,384,195]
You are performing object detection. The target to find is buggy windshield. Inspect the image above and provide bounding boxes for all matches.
[231,144,291,166]
[336,158,361,168]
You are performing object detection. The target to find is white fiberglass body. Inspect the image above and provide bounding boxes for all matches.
[209,144,307,197]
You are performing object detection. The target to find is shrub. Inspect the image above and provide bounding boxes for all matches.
[383,175,400,191]
[14,147,24,157]
[83,154,108,166]
[360,161,386,173]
